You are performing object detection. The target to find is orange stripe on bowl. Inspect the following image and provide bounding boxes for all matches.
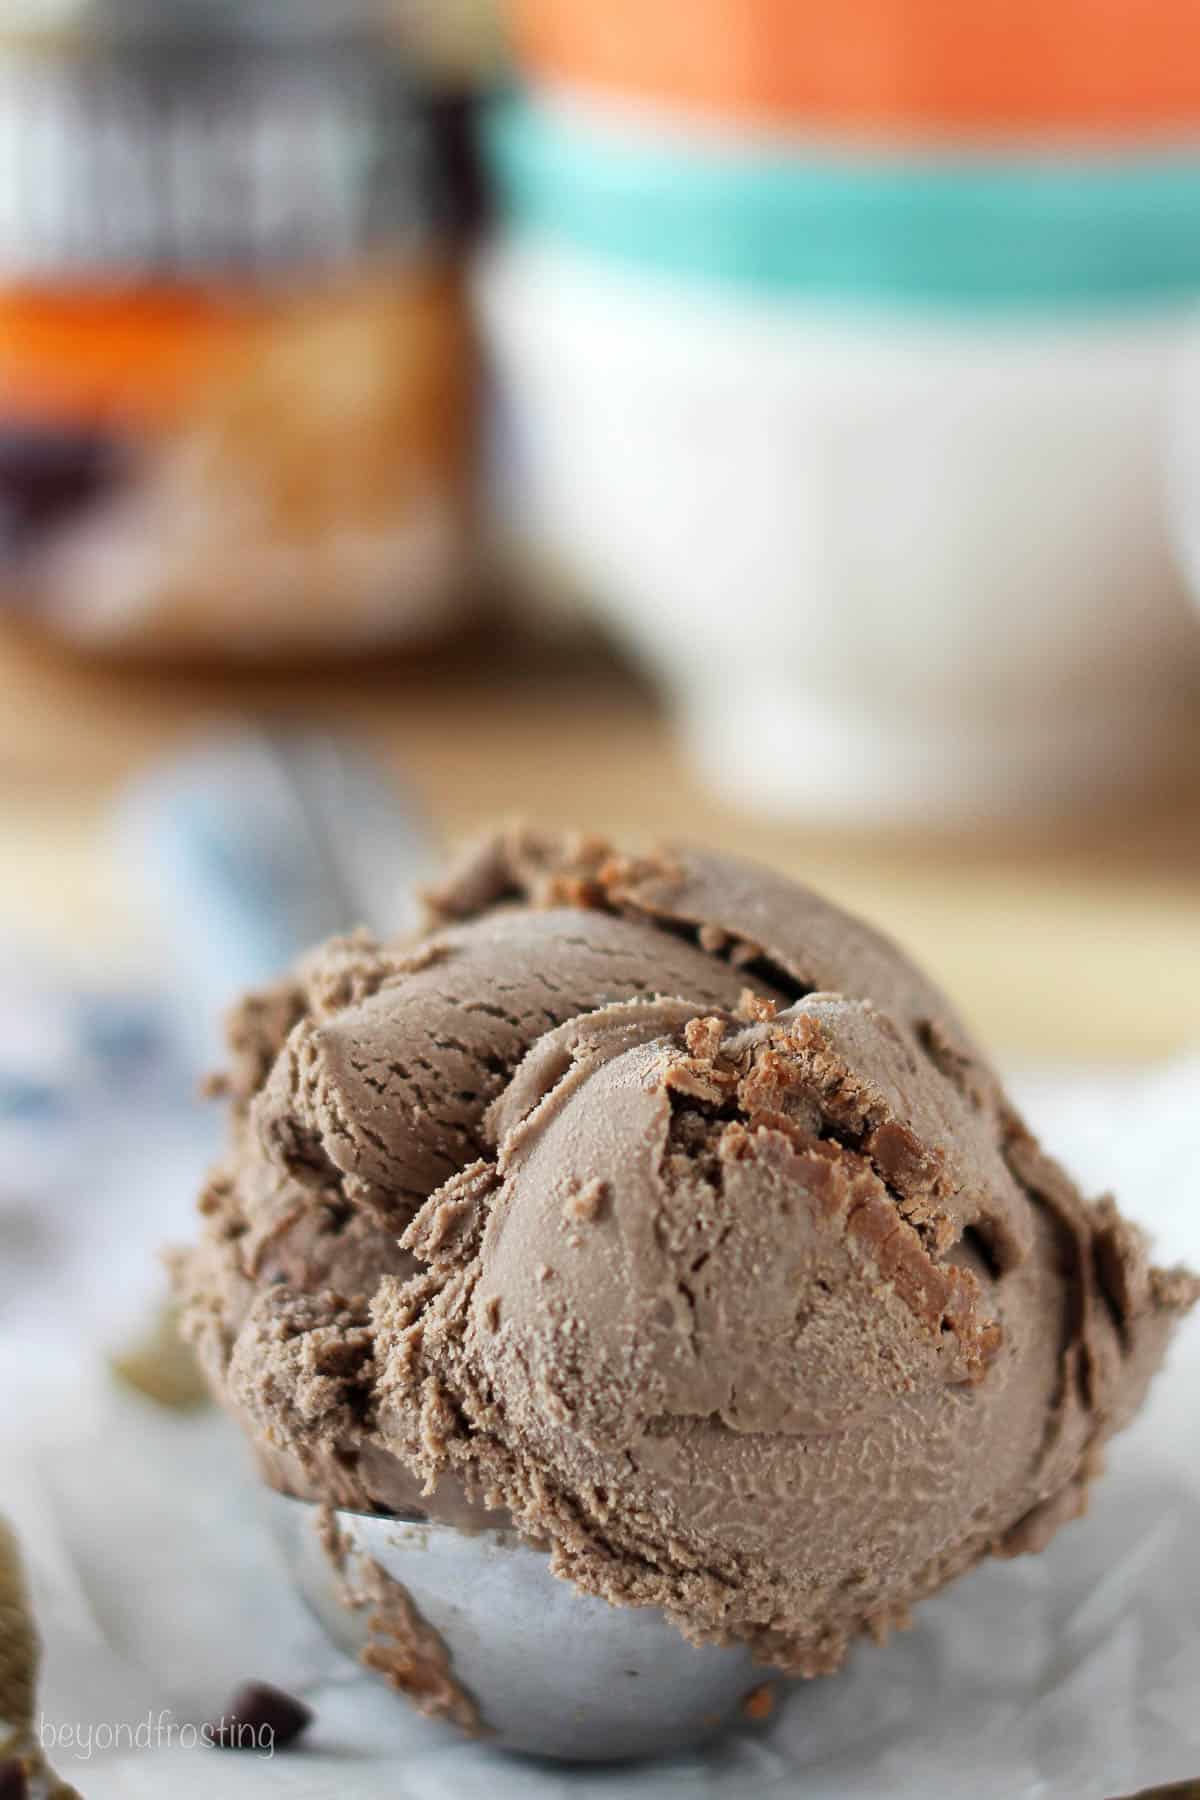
[512,0,1200,134]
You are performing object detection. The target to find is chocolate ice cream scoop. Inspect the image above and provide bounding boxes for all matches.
[174,829,1198,1732]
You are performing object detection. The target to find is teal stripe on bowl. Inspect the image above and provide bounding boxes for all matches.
[486,95,1200,309]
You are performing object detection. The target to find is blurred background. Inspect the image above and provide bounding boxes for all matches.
[1,0,1199,1167]
[1,6,1199,1790]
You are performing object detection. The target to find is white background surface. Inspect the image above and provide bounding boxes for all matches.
[1,1057,1198,1799]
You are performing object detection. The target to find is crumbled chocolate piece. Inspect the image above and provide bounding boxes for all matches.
[109,1304,210,1412]
[742,1684,776,1722]
[0,1759,28,1800]
[207,1682,312,1752]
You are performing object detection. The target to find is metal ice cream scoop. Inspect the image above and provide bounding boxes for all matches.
[265,1491,769,1763]
[119,726,433,1066]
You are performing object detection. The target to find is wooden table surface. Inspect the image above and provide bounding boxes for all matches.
[1,621,1197,1064]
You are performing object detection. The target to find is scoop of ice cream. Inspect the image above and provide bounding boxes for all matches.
[174,828,1198,1671]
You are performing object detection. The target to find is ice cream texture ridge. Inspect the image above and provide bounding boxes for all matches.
[173,828,1198,1677]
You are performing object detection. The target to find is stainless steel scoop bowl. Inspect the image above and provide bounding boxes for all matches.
[265,1490,769,1763]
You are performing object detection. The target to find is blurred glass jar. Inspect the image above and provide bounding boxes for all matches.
[0,0,483,657]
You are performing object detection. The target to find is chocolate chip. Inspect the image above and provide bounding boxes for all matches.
[0,425,122,561]
[206,1681,312,1752]
[0,1758,28,1800]
[742,1682,776,1722]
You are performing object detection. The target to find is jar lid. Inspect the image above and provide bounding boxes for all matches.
[0,32,480,284]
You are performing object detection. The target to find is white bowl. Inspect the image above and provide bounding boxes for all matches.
[480,241,1200,827]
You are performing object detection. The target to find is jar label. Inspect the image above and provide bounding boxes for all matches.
[0,42,467,280]
[0,42,475,427]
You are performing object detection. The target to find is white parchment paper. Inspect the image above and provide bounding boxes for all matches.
[1,1059,1197,1800]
